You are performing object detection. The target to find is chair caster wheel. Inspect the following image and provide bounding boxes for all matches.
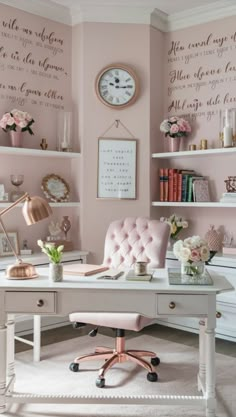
[69,362,79,372]
[147,372,158,382]
[96,377,105,388]
[151,357,160,366]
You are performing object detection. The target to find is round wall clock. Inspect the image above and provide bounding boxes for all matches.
[95,64,139,109]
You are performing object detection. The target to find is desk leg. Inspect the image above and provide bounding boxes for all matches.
[6,315,15,392]
[205,322,216,417]
[198,319,206,391]
[0,321,7,414]
[33,315,41,362]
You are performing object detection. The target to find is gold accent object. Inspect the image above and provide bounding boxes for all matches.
[200,139,208,149]
[41,174,70,202]
[0,193,52,279]
[189,144,197,151]
[169,301,176,309]
[40,138,48,150]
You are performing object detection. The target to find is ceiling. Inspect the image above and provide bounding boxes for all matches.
[44,0,225,16]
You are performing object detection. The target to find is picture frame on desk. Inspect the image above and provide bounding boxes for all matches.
[97,137,137,199]
[0,231,19,257]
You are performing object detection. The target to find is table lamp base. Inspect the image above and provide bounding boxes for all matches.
[6,262,38,280]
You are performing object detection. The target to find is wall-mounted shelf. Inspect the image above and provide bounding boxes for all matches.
[152,201,236,208]
[0,202,80,208]
[0,146,81,159]
[152,147,236,159]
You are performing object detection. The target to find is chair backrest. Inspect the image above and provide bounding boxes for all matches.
[103,217,170,269]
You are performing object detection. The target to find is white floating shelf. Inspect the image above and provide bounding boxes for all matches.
[0,146,80,159]
[0,202,80,208]
[152,147,236,159]
[152,201,236,208]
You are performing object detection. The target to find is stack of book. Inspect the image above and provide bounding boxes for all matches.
[220,193,236,203]
[159,168,210,203]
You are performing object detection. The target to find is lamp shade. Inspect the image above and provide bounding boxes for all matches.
[22,196,52,225]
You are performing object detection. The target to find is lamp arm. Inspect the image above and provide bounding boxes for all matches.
[0,218,22,262]
[0,192,29,217]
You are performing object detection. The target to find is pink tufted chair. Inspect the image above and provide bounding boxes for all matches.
[69,217,170,388]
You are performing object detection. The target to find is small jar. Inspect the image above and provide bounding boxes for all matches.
[134,261,148,276]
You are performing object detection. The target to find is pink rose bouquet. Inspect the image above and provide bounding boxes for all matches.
[0,109,34,135]
[160,116,191,138]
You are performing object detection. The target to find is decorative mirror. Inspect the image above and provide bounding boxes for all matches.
[41,174,70,202]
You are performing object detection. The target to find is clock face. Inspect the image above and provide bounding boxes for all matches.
[96,65,138,108]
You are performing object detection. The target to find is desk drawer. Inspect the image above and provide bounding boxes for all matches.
[157,294,208,315]
[5,292,56,314]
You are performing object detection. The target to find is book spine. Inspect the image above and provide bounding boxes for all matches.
[181,174,188,202]
[173,171,178,201]
[177,173,182,202]
[168,168,174,201]
[164,168,169,202]
[187,175,193,202]
[159,168,164,202]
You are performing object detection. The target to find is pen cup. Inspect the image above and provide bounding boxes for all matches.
[134,261,148,276]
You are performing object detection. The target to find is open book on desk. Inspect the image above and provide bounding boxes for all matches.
[63,264,109,276]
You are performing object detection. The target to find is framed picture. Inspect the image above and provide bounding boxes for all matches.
[97,138,137,199]
[41,174,70,202]
[0,232,19,257]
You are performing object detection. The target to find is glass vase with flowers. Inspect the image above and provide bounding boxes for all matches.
[173,236,210,278]
[160,116,191,152]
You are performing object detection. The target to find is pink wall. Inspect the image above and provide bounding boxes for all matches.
[0,4,74,252]
[73,22,152,263]
[160,16,236,242]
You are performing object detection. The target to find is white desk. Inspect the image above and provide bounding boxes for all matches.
[0,268,233,417]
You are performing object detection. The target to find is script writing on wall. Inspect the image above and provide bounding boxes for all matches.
[0,15,69,110]
[166,26,236,124]
[97,138,137,199]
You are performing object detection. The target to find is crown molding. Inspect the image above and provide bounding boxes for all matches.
[165,1,236,32]
[0,0,72,25]
[0,0,236,30]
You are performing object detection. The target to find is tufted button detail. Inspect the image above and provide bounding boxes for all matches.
[107,258,111,264]
[125,233,128,238]
[115,245,120,251]
[137,235,140,240]
[149,237,153,242]
[111,234,115,240]
[140,246,144,252]
[120,256,124,262]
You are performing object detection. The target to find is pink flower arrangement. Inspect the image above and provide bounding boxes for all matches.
[0,109,34,135]
[160,116,191,138]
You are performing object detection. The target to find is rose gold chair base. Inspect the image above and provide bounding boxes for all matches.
[70,334,159,386]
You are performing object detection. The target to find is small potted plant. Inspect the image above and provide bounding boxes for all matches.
[160,214,188,247]
[37,240,64,282]
[160,116,191,152]
[0,109,34,147]
[173,235,210,277]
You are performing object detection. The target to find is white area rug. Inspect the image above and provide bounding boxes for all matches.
[5,333,236,417]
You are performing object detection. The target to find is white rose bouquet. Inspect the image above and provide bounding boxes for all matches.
[173,236,210,265]
[0,109,34,135]
[160,214,188,240]
[160,116,191,138]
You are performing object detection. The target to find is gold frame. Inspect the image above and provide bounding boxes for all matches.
[95,63,139,109]
[41,174,70,202]
[0,231,19,257]
[97,137,137,200]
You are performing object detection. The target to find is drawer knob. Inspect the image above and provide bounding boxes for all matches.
[216,311,222,319]
[37,299,44,307]
[169,301,176,310]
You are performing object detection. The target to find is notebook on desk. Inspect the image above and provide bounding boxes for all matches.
[63,264,109,276]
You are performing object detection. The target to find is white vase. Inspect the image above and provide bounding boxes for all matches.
[49,263,63,282]
[181,261,205,277]
[10,131,23,147]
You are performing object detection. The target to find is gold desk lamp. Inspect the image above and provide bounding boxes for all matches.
[0,193,52,279]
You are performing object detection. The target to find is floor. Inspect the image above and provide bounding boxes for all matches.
[15,323,236,357]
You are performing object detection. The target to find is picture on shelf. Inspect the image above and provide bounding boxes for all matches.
[0,232,19,257]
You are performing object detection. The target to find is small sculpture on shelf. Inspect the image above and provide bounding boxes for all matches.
[222,232,236,255]
[40,138,48,150]
[47,220,61,241]
[224,176,236,192]
[20,239,33,255]
[60,216,71,240]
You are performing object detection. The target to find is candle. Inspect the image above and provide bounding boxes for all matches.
[223,109,233,148]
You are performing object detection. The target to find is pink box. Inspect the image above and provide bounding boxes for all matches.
[222,246,236,255]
